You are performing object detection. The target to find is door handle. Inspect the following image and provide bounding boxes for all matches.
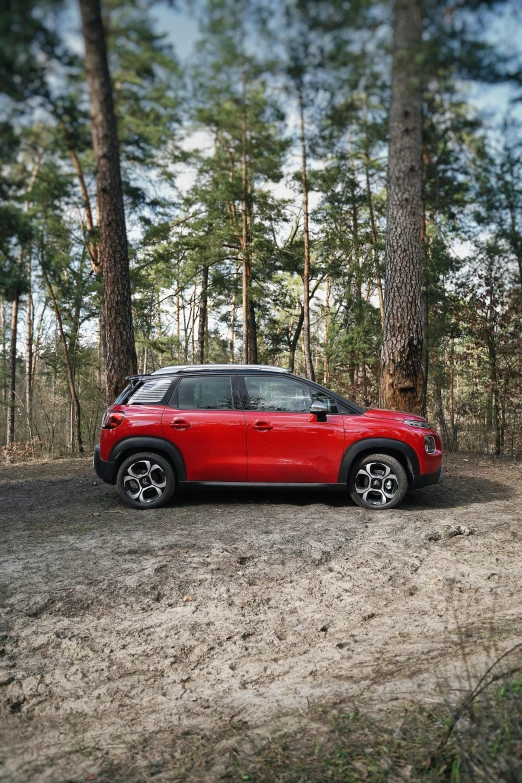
[252,420,273,431]
[169,418,191,430]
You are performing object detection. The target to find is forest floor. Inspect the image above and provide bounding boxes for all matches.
[1,453,521,782]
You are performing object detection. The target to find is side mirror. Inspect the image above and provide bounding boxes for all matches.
[310,400,328,422]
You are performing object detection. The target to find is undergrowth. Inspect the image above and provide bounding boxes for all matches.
[225,674,522,782]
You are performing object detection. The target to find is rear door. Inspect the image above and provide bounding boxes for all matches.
[162,374,247,481]
[240,375,345,483]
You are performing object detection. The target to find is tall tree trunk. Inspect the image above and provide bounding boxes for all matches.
[176,282,181,360]
[420,147,430,414]
[230,264,239,361]
[239,52,257,365]
[298,84,315,381]
[448,336,456,450]
[487,333,501,455]
[323,278,330,384]
[380,0,425,414]
[364,125,384,327]
[32,301,47,386]
[6,156,41,445]
[198,265,209,364]
[289,303,304,374]
[1,299,6,404]
[191,283,197,362]
[433,366,445,446]
[25,255,33,439]
[41,264,84,454]
[79,0,137,403]
[6,259,21,447]
[247,298,257,364]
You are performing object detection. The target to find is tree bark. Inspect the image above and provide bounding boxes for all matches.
[198,265,209,364]
[288,303,304,374]
[6,262,21,447]
[323,278,330,384]
[25,254,33,439]
[448,336,457,451]
[79,0,137,402]
[230,264,239,361]
[380,0,425,414]
[363,110,384,326]
[298,84,315,381]
[1,299,6,404]
[239,52,257,365]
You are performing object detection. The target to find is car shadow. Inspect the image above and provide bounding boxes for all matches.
[174,472,512,511]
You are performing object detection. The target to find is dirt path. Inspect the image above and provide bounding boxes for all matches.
[1,454,521,781]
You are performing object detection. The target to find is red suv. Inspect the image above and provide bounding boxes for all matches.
[93,364,442,510]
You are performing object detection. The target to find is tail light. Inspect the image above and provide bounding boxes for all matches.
[102,411,125,429]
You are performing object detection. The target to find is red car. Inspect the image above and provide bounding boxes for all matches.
[94,364,442,510]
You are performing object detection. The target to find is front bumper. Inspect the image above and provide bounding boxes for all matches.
[93,445,117,485]
[412,465,443,489]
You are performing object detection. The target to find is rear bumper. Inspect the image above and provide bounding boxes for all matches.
[412,465,443,489]
[93,445,117,485]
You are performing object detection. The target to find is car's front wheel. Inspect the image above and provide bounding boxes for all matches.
[117,452,175,509]
[349,453,408,510]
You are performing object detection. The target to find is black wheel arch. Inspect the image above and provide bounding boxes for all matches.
[109,437,187,482]
[338,438,419,487]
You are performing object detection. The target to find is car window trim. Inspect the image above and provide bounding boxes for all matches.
[167,373,240,411]
[238,374,342,414]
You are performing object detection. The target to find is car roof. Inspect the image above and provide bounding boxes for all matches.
[127,364,291,379]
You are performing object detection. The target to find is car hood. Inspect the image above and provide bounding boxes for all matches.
[363,408,427,424]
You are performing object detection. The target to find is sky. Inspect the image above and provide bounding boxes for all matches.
[153,2,522,126]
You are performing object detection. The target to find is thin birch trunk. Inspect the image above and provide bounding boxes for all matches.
[25,254,33,439]
[230,264,239,361]
[298,83,314,381]
[6,267,21,447]
[363,105,384,326]
[198,266,209,364]
[323,278,330,384]
[1,299,6,404]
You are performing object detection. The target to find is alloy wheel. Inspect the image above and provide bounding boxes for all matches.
[354,461,398,507]
[123,459,167,505]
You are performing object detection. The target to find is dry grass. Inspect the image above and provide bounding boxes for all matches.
[223,669,522,783]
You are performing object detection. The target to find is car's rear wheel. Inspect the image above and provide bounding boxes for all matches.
[349,453,408,510]
[117,452,175,509]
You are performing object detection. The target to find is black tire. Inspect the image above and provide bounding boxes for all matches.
[349,453,408,510]
[116,452,175,509]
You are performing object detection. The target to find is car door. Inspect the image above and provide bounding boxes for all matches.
[162,374,247,481]
[240,375,345,483]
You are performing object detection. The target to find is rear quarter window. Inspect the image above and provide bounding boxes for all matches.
[124,377,174,405]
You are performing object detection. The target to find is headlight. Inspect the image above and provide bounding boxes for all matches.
[404,419,432,429]
[424,435,436,454]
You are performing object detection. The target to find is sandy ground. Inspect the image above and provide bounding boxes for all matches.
[1,453,522,781]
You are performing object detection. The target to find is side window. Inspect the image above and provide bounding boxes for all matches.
[311,390,339,414]
[176,375,234,410]
[244,376,312,412]
[126,377,173,405]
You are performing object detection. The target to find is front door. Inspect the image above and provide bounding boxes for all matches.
[240,375,345,483]
[162,374,247,481]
